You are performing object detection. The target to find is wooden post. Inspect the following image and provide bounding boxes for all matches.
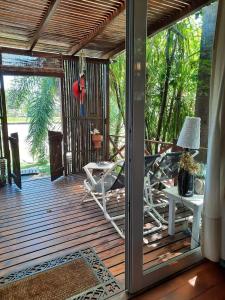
[105,63,110,160]
[0,53,11,184]
[60,63,68,176]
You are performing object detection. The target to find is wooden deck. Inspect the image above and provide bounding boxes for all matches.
[0,175,193,289]
[133,261,225,300]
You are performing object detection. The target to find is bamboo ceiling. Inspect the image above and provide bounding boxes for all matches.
[0,0,211,59]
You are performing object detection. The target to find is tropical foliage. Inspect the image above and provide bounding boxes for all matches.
[109,55,126,147]
[110,15,202,153]
[7,77,60,162]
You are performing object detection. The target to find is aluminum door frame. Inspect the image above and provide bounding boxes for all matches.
[125,0,202,294]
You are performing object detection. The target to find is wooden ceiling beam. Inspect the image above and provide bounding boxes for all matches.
[0,46,110,64]
[67,1,125,56]
[147,0,212,37]
[29,0,62,51]
[0,65,64,78]
[100,41,125,59]
[100,0,211,59]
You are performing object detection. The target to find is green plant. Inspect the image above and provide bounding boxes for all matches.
[110,14,202,152]
[26,77,58,162]
[6,76,60,163]
[179,152,200,175]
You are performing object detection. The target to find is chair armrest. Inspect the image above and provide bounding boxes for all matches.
[101,160,124,180]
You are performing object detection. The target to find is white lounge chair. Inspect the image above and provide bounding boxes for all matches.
[144,151,197,225]
[83,160,126,238]
[83,156,164,239]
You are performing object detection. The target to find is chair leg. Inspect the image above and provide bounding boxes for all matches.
[143,209,163,235]
[81,192,89,203]
[83,177,164,239]
[151,205,190,225]
[110,219,125,239]
[144,177,188,225]
[151,206,169,224]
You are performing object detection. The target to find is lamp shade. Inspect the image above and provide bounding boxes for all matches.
[177,117,201,149]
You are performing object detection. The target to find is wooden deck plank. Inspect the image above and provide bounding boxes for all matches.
[0,204,125,237]
[0,175,193,289]
[131,261,225,300]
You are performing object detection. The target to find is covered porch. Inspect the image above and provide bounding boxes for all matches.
[0,0,219,298]
[0,0,212,179]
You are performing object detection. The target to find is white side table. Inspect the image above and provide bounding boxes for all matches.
[164,186,204,249]
[83,161,115,186]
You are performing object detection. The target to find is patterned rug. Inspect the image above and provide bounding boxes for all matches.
[0,248,121,300]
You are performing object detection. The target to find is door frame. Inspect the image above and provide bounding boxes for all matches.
[0,54,11,183]
[125,0,202,294]
[9,132,22,189]
[48,130,64,181]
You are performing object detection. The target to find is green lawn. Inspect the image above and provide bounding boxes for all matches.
[7,116,61,123]
[21,162,50,175]
[8,116,28,123]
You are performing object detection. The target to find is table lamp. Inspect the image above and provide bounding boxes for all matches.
[177,117,201,197]
[177,117,201,150]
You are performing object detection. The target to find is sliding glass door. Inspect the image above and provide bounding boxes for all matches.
[125,0,203,294]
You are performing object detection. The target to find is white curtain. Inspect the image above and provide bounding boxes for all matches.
[202,0,225,262]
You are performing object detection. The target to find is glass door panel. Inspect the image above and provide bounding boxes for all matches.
[125,0,203,294]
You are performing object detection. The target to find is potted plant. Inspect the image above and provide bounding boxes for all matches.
[91,128,103,149]
[178,152,200,197]
[194,163,206,195]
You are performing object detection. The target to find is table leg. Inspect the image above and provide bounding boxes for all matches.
[191,206,202,249]
[168,197,176,235]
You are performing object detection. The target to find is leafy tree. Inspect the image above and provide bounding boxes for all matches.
[145,17,201,151]
[110,14,202,154]
[7,76,59,162]
[110,55,126,149]
[195,2,218,162]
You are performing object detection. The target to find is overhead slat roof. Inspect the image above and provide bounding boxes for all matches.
[0,0,211,59]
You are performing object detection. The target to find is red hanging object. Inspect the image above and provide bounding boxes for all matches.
[72,74,86,101]
[72,74,86,117]
[72,80,80,98]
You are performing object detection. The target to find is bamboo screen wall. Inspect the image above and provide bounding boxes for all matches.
[62,58,109,173]
[0,82,4,158]
[0,52,109,174]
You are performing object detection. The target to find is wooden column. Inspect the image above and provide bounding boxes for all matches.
[0,53,11,183]
[60,71,68,176]
[105,63,110,160]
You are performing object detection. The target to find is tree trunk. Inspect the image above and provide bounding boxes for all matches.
[195,2,218,163]
[110,70,125,123]
[175,88,183,137]
[162,87,176,141]
[114,113,122,149]
[155,29,177,152]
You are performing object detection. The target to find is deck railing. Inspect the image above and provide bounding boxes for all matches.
[109,135,208,161]
[109,135,180,161]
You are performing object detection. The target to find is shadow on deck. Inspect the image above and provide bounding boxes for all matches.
[0,175,192,288]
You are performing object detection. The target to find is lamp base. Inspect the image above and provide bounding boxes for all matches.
[178,169,194,197]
